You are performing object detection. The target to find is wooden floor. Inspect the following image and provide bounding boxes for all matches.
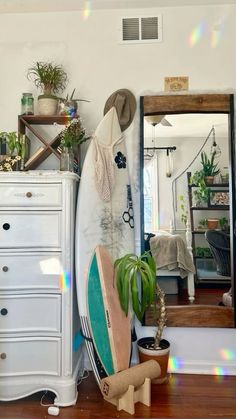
[165,285,229,306]
[1,372,236,418]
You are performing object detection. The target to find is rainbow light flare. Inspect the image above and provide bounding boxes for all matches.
[168,356,184,372]
[213,366,228,382]
[83,0,92,20]
[211,22,224,48]
[220,348,236,361]
[61,108,77,119]
[189,21,206,47]
[59,271,71,291]
[169,374,181,386]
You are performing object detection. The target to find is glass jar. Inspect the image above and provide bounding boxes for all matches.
[60,147,74,172]
[21,93,34,115]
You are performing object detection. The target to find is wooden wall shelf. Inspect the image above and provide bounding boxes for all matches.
[18,115,71,170]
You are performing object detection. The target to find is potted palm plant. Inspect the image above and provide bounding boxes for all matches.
[114,251,170,383]
[27,61,68,115]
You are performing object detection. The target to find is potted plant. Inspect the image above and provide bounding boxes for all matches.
[194,246,212,258]
[27,61,68,115]
[200,151,220,184]
[0,131,30,170]
[58,88,90,117]
[114,251,170,384]
[207,218,219,230]
[190,170,210,206]
[219,217,229,232]
[197,218,207,230]
[57,117,90,172]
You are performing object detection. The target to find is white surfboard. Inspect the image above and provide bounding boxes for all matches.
[75,107,135,384]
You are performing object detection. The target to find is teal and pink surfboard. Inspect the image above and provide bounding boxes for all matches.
[87,245,131,376]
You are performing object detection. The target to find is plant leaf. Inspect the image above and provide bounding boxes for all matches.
[130,268,142,321]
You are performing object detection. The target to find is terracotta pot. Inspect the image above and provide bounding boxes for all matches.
[137,337,170,384]
[207,218,219,229]
[204,176,214,185]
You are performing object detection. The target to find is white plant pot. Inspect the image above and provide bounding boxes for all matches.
[38,97,58,116]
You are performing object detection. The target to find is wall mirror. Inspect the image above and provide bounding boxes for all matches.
[140,94,235,328]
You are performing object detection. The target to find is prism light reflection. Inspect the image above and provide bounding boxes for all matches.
[220,348,236,361]
[83,0,92,20]
[211,22,224,48]
[60,271,71,291]
[189,22,206,47]
[168,356,184,372]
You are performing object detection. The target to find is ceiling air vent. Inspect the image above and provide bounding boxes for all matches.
[120,15,162,44]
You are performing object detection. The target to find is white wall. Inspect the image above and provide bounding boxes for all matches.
[1,3,235,375]
[144,132,229,231]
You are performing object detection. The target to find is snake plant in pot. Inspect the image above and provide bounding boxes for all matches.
[200,150,220,184]
[114,251,170,383]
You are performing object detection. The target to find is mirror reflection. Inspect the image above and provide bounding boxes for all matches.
[141,95,235,328]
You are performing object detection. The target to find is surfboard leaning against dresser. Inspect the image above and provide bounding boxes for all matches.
[75,106,135,384]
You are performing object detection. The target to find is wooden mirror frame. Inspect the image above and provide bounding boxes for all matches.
[140,93,235,328]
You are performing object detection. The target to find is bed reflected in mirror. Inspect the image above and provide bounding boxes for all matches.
[140,94,235,328]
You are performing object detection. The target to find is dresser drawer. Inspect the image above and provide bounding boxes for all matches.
[0,253,62,291]
[0,183,62,207]
[0,212,61,249]
[0,294,61,334]
[0,337,61,376]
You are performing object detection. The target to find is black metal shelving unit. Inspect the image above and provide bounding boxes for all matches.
[187,172,231,285]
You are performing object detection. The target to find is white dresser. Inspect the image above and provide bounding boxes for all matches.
[0,171,83,406]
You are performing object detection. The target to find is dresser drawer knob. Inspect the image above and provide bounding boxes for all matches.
[2,223,10,230]
[0,308,8,316]
[2,266,8,272]
[26,191,32,198]
[0,353,6,360]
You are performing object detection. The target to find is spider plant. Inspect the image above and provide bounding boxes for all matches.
[27,61,68,98]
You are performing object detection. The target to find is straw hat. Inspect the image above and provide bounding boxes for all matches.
[104,89,136,131]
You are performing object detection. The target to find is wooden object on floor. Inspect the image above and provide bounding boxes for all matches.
[104,378,151,415]
[100,360,161,415]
